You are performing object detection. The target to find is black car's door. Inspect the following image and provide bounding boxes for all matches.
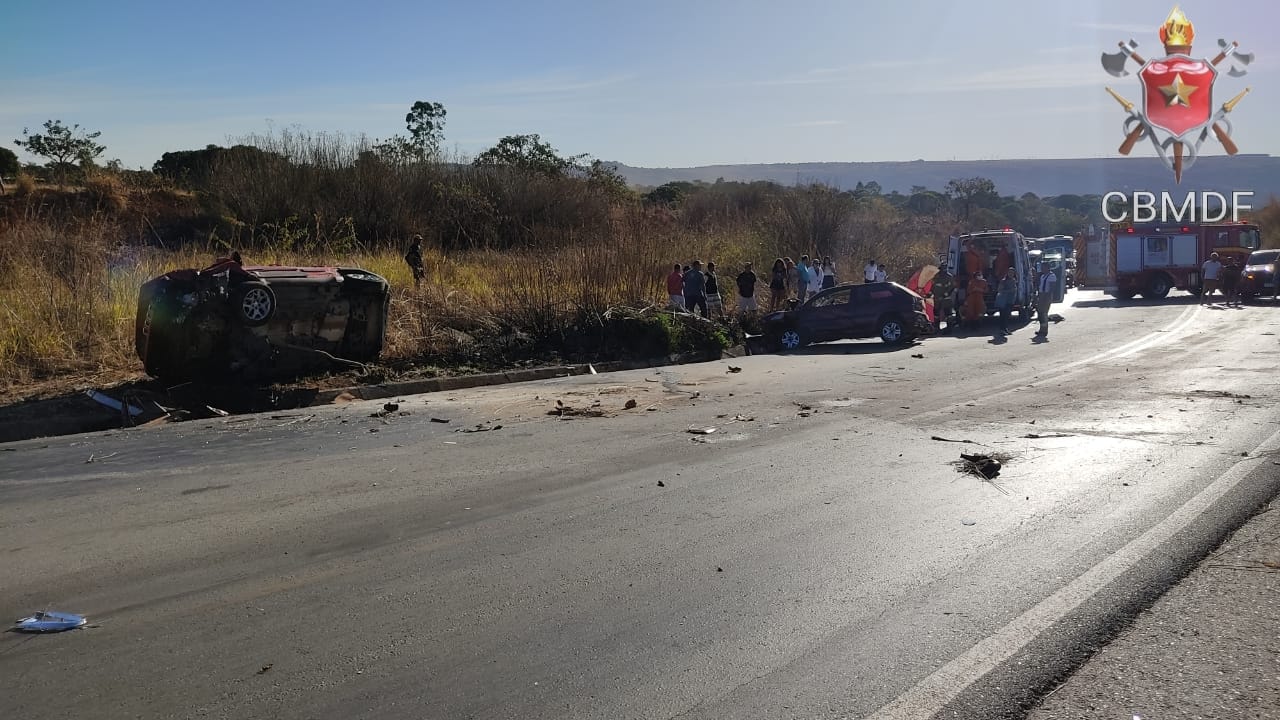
[851,284,893,335]
[800,286,855,342]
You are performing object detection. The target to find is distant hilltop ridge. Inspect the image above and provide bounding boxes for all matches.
[611,155,1280,199]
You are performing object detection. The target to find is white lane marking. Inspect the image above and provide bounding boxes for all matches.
[865,422,1280,720]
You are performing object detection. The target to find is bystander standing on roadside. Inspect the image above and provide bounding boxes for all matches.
[995,268,1017,334]
[784,258,798,302]
[666,263,686,310]
[1035,262,1058,337]
[704,261,724,319]
[808,256,824,298]
[737,262,759,314]
[405,235,426,287]
[796,256,812,302]
[821,256,836,289]
[875,263,887,283]
[683,260,708,318]
[1220,256,1242,307]
[769,258,787,310]
[864,259,878,283]
[1200,252,1222,305]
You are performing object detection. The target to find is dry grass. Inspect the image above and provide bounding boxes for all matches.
[0,175,956,399]
[0,210,779,397]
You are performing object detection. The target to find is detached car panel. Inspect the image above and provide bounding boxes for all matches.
[136,262,390,381]
[758,282,934,351]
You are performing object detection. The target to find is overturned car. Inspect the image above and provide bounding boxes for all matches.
[135,258,390,382]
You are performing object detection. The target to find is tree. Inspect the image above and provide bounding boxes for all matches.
[370,135,420,166]
[473,134,580,176]
[405,101,446,158]
[15,120,106,186]
[584,159,632,199]
[0,146,18,177]
[944,177,999,219]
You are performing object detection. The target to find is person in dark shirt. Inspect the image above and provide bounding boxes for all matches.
[405,235,426,287]
[683,260,708,318]
[704,261,724,318]
[736,262,759,313]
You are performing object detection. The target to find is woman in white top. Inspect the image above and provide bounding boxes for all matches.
[821,256,836,289]
[808,261,824,298]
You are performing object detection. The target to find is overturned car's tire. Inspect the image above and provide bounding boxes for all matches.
[231,281,276,327]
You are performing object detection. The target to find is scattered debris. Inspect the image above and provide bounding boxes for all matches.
[13,611,87,633]
[588,364,598,375]
[257,664,273,675]
[206,406,230,417]
[727,366,742,373]
[430,417,451,424]
[657,480,665,487]
[687,426,717,435]
[911,354,924,359]
[85,452,119,464]
[716,567,723,572]
[458,422,503,433]
[625,399,638,410]
[370,402,410,419]
[86,390,144,418]
[1021,433,1074,439]
[728,415,755,423]
[961,519,977,526]
[549,403,610,418]
[931,436,976,444]
[1189,390,1251,399]
[956,452,1003,479]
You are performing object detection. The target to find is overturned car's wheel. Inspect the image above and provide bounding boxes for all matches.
[232,281,276,327]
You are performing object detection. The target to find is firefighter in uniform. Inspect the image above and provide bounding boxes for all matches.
[931,264,956,332]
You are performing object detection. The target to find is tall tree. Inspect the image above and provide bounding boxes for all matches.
[473,134,580,176]
[14,120,106,186]
[405,101,446,158]
[944,177,999,219]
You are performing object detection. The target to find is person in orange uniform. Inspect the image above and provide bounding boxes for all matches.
[963,272,989,328]
[993,245,1011,282]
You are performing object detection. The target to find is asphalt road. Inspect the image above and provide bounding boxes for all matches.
[4,290,1280,720]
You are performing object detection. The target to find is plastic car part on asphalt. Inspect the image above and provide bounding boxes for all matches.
[13,611,88,633]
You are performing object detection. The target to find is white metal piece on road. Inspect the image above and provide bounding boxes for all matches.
[865,421,1280,720]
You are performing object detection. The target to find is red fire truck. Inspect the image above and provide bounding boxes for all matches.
[1105,221,1262,299]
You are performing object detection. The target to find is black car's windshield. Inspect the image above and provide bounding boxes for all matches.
[1247,250,1280,265]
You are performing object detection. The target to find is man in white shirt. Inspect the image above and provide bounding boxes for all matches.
[1200,252,1222,304]
[875,263,887,283]
[864,260,878,283]
[1035,262,1058,336]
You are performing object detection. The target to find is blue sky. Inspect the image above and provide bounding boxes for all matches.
[2,0,1276,170]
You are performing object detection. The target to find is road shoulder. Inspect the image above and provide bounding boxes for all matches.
[1027,496,1280,719]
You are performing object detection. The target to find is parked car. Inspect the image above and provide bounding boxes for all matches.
[135,258,390,381]
[757,282,934,351]
[1239,249,1280,300]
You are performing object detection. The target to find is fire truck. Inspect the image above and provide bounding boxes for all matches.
[1105,221,1262,299]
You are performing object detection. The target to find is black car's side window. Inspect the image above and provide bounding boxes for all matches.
[809,288,852,307]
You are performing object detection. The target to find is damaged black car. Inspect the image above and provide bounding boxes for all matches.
[135,258,390,381]
[757,281,934,352]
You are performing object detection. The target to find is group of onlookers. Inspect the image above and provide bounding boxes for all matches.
[665,255,898,317]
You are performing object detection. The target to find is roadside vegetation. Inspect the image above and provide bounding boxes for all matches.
[3,108,1278,398]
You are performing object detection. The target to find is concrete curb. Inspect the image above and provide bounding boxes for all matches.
[310,345,747,405]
